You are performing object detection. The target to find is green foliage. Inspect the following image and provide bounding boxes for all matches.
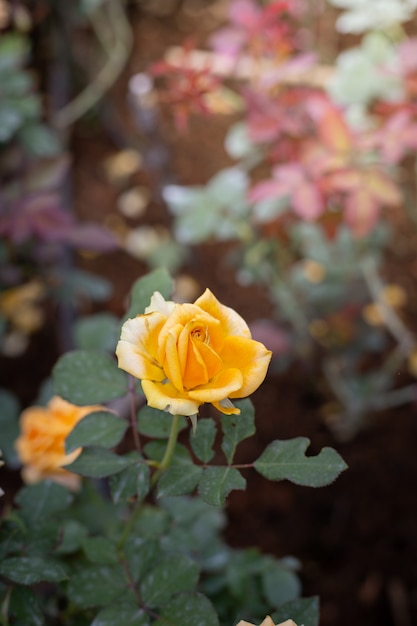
[0,388,20,467]
[74,313,120,352]
[53,350,128,404]
[1,270,348,626]
[272,597,320,626]
[254,438,348,487]
[65,410,128,453]
[124,267,173,320]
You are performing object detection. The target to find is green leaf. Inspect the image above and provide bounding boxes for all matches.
[83,537,119,565]
[55,520,87,555]
[261,561,301,607]
[65,448,139,478]
[144,442,192,466]
[65,411,128,453]
[0,388,20,467]
[53,350,128,404]
[15,481,73,523]
[0,35,29,71]
[157,465,202,498]
[9,586,44,626]
[110,459,150,503]
[137,405,187,439]
[198,467,246,506]
[190,418,216,463]
[254,438,348,487]
[67,564,127,609]
[140,554,200,608]
[124,538,161,582]
[0,556,68,585]
[221,398,255,464]
[154,592,219,626]
[130,506,169,539]
[92,596,149,626]
[125,268,173,320]
[74,313,120,352]
[271,596,320,626]
[19,123,61,157]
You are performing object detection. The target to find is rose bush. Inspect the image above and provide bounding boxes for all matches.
[15,395,103,490]
[116,288,272,417]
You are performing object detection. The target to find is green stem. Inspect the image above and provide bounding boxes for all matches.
[151,414,182,486]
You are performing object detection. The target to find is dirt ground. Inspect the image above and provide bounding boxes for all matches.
[3,5,417,626]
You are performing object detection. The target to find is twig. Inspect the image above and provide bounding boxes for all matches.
[53,0,133,128]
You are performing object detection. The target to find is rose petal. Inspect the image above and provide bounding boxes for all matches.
[194,289,251,338]
[116,313,166,381]
[188,368,243,403]
[221,336,272,398]
[141,380,200,416]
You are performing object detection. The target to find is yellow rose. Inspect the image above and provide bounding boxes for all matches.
[15,396,103,490]
[116,289,272,417]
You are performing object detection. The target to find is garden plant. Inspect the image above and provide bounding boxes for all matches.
[2,1,417,625]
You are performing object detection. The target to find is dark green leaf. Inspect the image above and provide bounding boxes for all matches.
[65,448,138,478]
[261,561,301,607]
[0,556,68,585]
[124,538,161,582]
[130,506,169,539]
[83,537,119,565]
[74,313,120,352]
[110,459,150,503]
[198,467,246,506]
[271,596,320,626]
[0,388,20,467]
[67,564,127,609]
[157,465,202,498]
[137,405,187,439]
[53,350,128,404]
[124,268,173,320]
[254,438,348,487]
[190,418,216,463]
[15,481,73,523]
[65,411,128,453]
[92,596,149,626]
[221,399,255,464]
[140,554,199,608]
[154,593,219,626]
[55,520,87,555]
[9,586,44,626]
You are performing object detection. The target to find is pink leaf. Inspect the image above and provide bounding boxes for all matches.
[292,182,323,220]
[66,223,119,252]
[344,189,379,237]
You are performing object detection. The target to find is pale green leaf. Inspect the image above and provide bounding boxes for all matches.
[198,467,246,507]
[254,438,348,487]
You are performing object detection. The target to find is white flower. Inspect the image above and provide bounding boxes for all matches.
[328,0,417,33]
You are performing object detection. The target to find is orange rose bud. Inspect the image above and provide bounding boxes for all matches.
[15,396,104,491]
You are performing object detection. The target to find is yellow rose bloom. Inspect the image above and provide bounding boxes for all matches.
[15,396,103,490]
[116,289,272,417]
